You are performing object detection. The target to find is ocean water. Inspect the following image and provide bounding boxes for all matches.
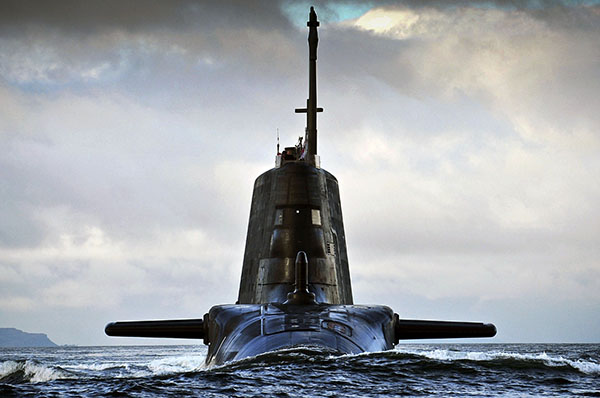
[1,344,598,397]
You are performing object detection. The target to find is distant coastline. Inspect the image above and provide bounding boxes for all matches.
[0,328,57,347]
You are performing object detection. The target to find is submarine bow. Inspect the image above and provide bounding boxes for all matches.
[105,7,496,365]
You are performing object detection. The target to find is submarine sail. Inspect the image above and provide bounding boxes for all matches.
[106,7,496,365]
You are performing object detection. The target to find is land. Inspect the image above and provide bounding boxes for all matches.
[0,328,57,347]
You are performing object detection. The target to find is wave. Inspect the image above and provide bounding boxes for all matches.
[144,354,207,376]
[391,347,600,375]
[215,345,600,376]
[0,360,72,383]
[64,354,208,378]
[2,346,597,385]
[0,353,208,383]
[63,362,129,371]
[209,345,340,370]
[191,345,600,378]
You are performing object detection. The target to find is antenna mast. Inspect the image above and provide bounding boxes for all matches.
[295,6,323,165]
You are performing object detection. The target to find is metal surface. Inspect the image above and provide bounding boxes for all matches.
[105,7,497,366]
[205,304,395,366]
[105,318,207,341]
[237,161,352,305]
[295,6,323,164]
[284,251,317,305]
[394,317,497,342]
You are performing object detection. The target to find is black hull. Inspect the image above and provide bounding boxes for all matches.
[206,304,395,365]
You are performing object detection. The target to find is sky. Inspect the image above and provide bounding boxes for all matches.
[1,0,599,345]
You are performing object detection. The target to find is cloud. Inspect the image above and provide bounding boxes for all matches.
[317,4,600,313]
[1,1,599,343]
[0,0,293,33]
[349,4,600,144]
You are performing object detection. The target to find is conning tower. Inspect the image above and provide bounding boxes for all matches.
[238,7,352,305]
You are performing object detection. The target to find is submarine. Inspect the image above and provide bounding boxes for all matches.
[105,7,496,366]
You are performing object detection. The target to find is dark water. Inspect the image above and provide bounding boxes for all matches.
[1,344,598,397]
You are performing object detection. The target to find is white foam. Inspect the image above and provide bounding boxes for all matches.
[147,355,206,375]
[394,347,600,374]
[129,369,153,378]
[0,360,20,378]
[64,362,128,371]
[0,360,70,383]
[564,358,600,374]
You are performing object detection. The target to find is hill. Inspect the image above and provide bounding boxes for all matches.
[0,328,58,347]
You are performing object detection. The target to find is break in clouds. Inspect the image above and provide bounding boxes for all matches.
[1,0,599,344]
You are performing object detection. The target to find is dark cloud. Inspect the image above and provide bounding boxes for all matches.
[0,0,292,34]
[2,0,596,35]
[383,0,600,10]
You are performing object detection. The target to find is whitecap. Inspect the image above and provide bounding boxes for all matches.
[393,347,600,375]
[146,355,206,375]
[0,360,20,378]
[0,360,71,383]
[570,359,600,374]
[63,362,128,371]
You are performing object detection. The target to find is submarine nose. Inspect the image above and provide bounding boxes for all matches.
[284,251,317,305]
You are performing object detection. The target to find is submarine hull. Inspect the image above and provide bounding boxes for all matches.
[206,304,395,365]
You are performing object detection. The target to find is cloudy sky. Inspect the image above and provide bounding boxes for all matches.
[1,0,599,345]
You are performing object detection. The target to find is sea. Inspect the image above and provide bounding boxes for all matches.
[1,344,598,397]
